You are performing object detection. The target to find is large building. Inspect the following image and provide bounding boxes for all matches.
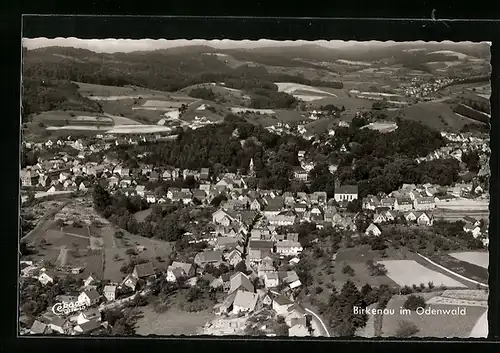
[334,185,358,202]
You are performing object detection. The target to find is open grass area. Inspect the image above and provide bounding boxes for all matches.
[134,208,152,223]
[449,252,489,270]
[135,305,215,336]
[400,101,473,132]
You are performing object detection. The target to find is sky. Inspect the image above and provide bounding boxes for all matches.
[22,38,487,54]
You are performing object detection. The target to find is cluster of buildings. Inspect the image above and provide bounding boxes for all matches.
[402,77,453,98]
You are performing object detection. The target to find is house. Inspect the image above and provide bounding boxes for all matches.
[73,319,102,335]
[257,261,276,278]
[166,261,195,282]
[200,168,210,180]
[416,212,433,226]
[334,185,358,202]
[75,308,101,325]
[373,213,386,224]
[226,249,243,267]
[464,216,481,227]
[362,196,381,210]
[293,167,308,182]
[121,274,138,291]
[294,203,308,213]
[232,290,259,315]
[267,211,297,226]
[103,285,116,301]
[78,289,100,307]
[365,223,381,237]
[194,250,224,268]
[229,272,255,294]
[413,197,436,211]
[132,262,155,279]
[38,271,55,286]
[136,185,146,197]
[250,199,263,211]
[272,294,294,316]
[264,271,279,288]
[276,241,303,256]
[212,208,239,226]
[289,317,310,337]
[404,211,418,222]
[395,198,413,212]
[46,316,71,334]
[464,224,482,238]
[30,320,49,335]
[380,198,396,209]
[145,192,156,204]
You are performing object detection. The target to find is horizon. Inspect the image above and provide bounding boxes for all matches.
[21,38,489,54]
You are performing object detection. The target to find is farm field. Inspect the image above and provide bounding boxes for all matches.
[381,293,486,338]
[105,125,173,134]
[275,82,338,100]
[449,252,489,269]
[76,82,171,99]
[135,305,215,336]
[378,260,467,288]
[435,198,489,211]
[428,253,488,285]
[33,111,113,126]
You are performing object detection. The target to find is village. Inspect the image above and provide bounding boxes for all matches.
[19,118,490,337]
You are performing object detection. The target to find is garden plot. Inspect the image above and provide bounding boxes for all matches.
[449,252,489,269]
[378,260,467,288]
[426,296,487,308]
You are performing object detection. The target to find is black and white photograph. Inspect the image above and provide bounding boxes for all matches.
[19,37,491,338]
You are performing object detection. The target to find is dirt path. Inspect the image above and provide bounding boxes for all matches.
[56,246,68,267]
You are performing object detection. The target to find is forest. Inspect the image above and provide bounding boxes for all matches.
[22,47,342,116]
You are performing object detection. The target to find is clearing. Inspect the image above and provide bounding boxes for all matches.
[135,305,215,336]
[378,260,467,288]
[449,252,489,269]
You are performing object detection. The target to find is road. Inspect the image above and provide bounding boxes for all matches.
[304,308,331,337]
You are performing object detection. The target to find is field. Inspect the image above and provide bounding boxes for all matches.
[428,254,488,284]
[76,82,172,100]
[399,101,475,131]
[470,311,488,337]
[381,293,486,338]
[105,125,173,134]
[275,82,338,101]
[449,252,489,269]
[435,198,489,211]
[378,260,467,288]
[134,208,152,222]
[135,305,215,336]
[33,111,114,126]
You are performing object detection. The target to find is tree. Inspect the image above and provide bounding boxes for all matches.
[395,321,419,337]
[235,261,247,273]
[342,264,355,276]
[330,280,368,336]
[403,295,426,311]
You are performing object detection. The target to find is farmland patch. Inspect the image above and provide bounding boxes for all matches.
[378,260,467,288]
[449,252,489,269]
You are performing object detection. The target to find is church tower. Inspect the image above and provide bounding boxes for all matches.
[248,158,255,177]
